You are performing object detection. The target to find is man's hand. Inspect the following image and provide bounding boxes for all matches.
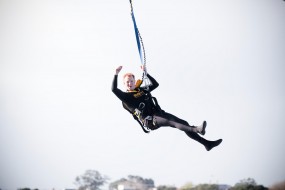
[115,66,123,75]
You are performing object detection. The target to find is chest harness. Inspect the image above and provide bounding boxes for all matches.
[123,87,161,133]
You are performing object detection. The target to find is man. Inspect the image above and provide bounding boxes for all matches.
[112,65,222,151]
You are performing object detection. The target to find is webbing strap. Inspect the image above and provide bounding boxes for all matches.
[131,11,143,65]
[130,0,146,66]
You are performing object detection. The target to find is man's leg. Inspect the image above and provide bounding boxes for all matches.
[153,112,206,135]
[153,112,222,151]
[185,131,222,151]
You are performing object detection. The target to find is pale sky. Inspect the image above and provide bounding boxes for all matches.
[0,0,285,189]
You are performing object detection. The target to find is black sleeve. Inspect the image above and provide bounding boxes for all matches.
[145,73,159,92]
[111,75,126,101]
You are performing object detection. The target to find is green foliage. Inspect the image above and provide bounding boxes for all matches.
[157,185,177,190]
[235,178,257,187]
[191,184,219,190]
[230,178,268,190]
[180,182,194,190]
[127,175,155,186]
[230,185,268,190]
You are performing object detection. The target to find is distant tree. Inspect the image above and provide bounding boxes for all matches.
[127,175,155,188]
[238,178,257,186]
[157,185,177,190]
[230,178,268,190]
[18,188,38,190]
[190,184,219,190]
[179,182,194,190]
[75,170,109,190]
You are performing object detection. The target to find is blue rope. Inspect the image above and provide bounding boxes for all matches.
[130,0,144,65]
[129,0,150,90]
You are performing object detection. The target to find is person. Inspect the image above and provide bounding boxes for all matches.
[112,65,222,151]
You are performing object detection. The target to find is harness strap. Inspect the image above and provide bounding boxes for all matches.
[122,91,161,133]
[133,104,152,133]
[122,102,151,133]
[132,113,151,133]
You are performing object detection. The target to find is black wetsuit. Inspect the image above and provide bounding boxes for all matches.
[111,74,223,151]
[111,74,159,118]
[112,74,199,132]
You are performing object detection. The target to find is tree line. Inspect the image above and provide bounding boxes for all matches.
[71,170,271,190]
[17,170,285,190]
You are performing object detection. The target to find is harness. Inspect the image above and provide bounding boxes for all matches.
[123,90,161,133]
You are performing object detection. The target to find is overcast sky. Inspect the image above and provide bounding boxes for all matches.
[0,0,285,189]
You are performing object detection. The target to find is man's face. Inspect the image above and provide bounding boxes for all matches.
[124,76,136,91]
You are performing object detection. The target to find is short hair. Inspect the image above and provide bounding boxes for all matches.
[123,73,135,80]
